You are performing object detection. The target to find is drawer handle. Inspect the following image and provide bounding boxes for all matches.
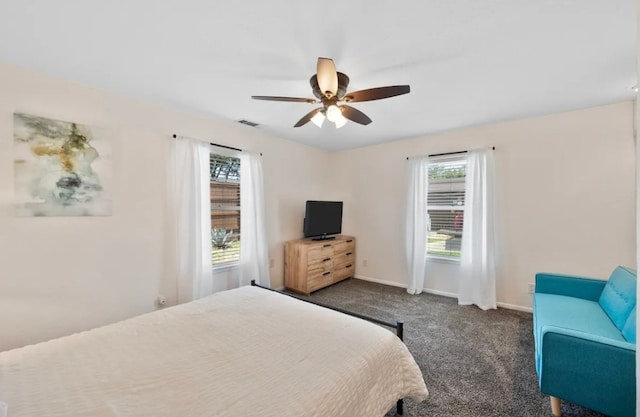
[322,257,331,262]
[346,252,353,256]
[345,264,352,268]
[323,244,332,248]
[323,271,331,276]
[346,239,353,243]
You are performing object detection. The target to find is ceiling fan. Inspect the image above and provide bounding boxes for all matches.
[251,57,410,128]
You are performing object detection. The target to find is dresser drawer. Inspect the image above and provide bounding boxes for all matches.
[333,263,355,282]
[308,270,334,292]
[307,243,334,262]
[307,258,333,274]
[333,250,355,268]
[333,238,355,254]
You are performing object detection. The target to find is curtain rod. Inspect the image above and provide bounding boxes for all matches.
[172,134,262,155]
[172,134,242,152]
[406,146,495,160]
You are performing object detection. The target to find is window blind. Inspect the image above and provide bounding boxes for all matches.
[210,154,241,265]
[427,158,466,257]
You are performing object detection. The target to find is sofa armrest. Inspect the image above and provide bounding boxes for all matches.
[535,273,606,301]
[539,326,635,417]
[541,326,635,351]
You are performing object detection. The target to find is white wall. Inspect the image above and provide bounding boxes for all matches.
[0,62,333,351]
[331,102,636,310]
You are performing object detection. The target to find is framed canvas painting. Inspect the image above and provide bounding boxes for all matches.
[13,113,112,216]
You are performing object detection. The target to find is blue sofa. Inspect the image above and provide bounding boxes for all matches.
[533,266,636,417]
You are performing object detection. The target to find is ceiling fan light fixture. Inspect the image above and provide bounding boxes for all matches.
[311,111,325,127]
[252,57,411,128]
[334,114,348,129]
[326,105,342,122]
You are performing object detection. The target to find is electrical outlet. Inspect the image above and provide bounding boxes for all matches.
[269,258,274,268]
[363,259,368,267]
[157,295,167,306]
[527,283,535,294]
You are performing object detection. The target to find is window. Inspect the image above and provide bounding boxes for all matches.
[427,157,466,258]
[210,153,240,266]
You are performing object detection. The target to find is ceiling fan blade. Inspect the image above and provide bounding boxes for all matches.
[252,95,316,103]
[294,108,323,127]
[343,85,410,103]
[340,105,372,125]
[316,57,338,98]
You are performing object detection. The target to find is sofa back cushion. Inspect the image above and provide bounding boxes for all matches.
[622,306,636,343]
[598,266,637,331]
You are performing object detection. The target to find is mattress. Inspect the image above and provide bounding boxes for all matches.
[0,286,428,417]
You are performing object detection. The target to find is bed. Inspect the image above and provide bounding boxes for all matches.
[0,284,428,417]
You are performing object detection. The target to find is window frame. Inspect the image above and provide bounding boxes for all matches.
[209,146,241,270]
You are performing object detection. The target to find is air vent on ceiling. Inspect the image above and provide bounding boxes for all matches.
[237,119,259,127]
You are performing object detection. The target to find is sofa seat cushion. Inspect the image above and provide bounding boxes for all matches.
[599,266,637,330]
[534,294,625,341]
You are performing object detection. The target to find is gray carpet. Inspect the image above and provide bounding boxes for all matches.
[303,278,607,417]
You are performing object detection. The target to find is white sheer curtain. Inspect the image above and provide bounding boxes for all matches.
[458,149,497,310]
[405,157,429,295]
[239,152,271,287]
[171,137,214,303]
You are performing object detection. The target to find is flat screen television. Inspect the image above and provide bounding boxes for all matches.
[303,200,343,240]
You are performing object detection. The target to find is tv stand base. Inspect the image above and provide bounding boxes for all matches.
[311,236,336,241]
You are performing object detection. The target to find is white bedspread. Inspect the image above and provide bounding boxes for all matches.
[0,286,428,417]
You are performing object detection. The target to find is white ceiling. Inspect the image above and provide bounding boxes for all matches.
[0,1,635,151]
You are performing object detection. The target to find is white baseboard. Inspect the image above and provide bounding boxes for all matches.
[421,288,458,298]
[354,275,532,313]
[496,302,532,313]
[353,274,406,288]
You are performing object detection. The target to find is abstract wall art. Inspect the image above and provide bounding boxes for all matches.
[13,113,112,216]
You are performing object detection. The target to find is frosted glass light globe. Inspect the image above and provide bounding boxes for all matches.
[310,111,325,127]
[326,105,341,122]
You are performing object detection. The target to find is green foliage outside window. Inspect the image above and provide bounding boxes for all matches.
[211,228,233,249]
[429,165,466,180]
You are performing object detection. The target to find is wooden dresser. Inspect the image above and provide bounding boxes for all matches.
[284,235,356,295]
